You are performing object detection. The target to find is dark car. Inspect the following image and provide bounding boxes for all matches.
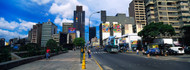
[184,46,190,54]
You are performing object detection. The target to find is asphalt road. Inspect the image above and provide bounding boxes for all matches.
[91,48,190,70]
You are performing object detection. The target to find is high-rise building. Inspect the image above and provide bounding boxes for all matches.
[89,27,96,42]
[41,20,57,47]
[129,0,146,33]
[62,22,73,33]
[74,6,85,39]
[0,38,5,47]
[29,24,42,46]
[145,0,190,38]
[106,13,135,35]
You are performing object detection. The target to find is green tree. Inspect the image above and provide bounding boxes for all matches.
[24,43,41,56]
[46,39,58,53]
[181,25,190,46]
[73,38,85,47]
[0,47,11,63]
[138,22,175,39]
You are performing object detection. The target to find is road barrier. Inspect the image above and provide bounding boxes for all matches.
[82,52,86,69]
[165,53,167,56]
[147,54,150,58]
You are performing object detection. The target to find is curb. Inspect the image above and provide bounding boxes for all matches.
[92,56,103,70]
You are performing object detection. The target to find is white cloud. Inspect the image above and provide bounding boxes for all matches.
[80,0,132,16]
[0,17,36,31]
[18,19,36,31]
[0,17,36,40]
[31,0,52,5]
[0,17,19,30]
[0,29,28,40]
[54,16,73,26]
[48,0,132,27]
[49,0,90,26]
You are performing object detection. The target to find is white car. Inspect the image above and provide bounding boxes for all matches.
[170,47,184,54]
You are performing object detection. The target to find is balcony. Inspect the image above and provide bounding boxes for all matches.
[167,8,177,11]
[181,13,190,16]
[150,7,154,9]
[169,19,178,21]
[179,8,189,11]
[166,0,176,1]
[179,3,188,6]
[146,1,154,6]
[168,14,178,16]
[182,18,190,21]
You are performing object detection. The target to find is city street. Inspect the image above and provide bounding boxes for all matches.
[91,48,190,70]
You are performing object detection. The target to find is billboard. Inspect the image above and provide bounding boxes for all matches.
[113,23,121,33]
[68,28,76,33]
[102,23,110,33]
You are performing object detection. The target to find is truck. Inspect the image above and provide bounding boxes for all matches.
[103,36,119,53]
[153,38,184,55]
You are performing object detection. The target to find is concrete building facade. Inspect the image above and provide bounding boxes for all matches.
[29,24,42,46]
[100,12,135,46]
[145,0,190,38]
[129,0,147,33]
[74,6,85,39]
[62,22,73,33]
[125,24,133,34]
[106,13,135,35]
[41,20,57,47]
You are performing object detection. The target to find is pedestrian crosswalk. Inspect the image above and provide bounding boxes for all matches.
[91,51,107,54]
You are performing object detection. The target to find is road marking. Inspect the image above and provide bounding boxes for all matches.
[92,56,103,70]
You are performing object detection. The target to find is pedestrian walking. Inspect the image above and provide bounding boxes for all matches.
[46,47,51,60]
[136,49,139,55]
[88,49,91,58]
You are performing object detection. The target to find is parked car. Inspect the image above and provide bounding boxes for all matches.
[144,48,160,55]
[170,46,184,54]
[167,49,178,55]
[184,46,190,54]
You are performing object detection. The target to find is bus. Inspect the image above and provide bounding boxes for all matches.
[104,36,119,53]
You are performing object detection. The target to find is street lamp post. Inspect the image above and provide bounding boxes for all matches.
[88,11,100,48]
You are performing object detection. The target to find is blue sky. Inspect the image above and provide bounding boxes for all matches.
[0,0,132,42]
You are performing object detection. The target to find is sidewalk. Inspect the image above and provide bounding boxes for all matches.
[10,50,101,70]
[11,50,81,70]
